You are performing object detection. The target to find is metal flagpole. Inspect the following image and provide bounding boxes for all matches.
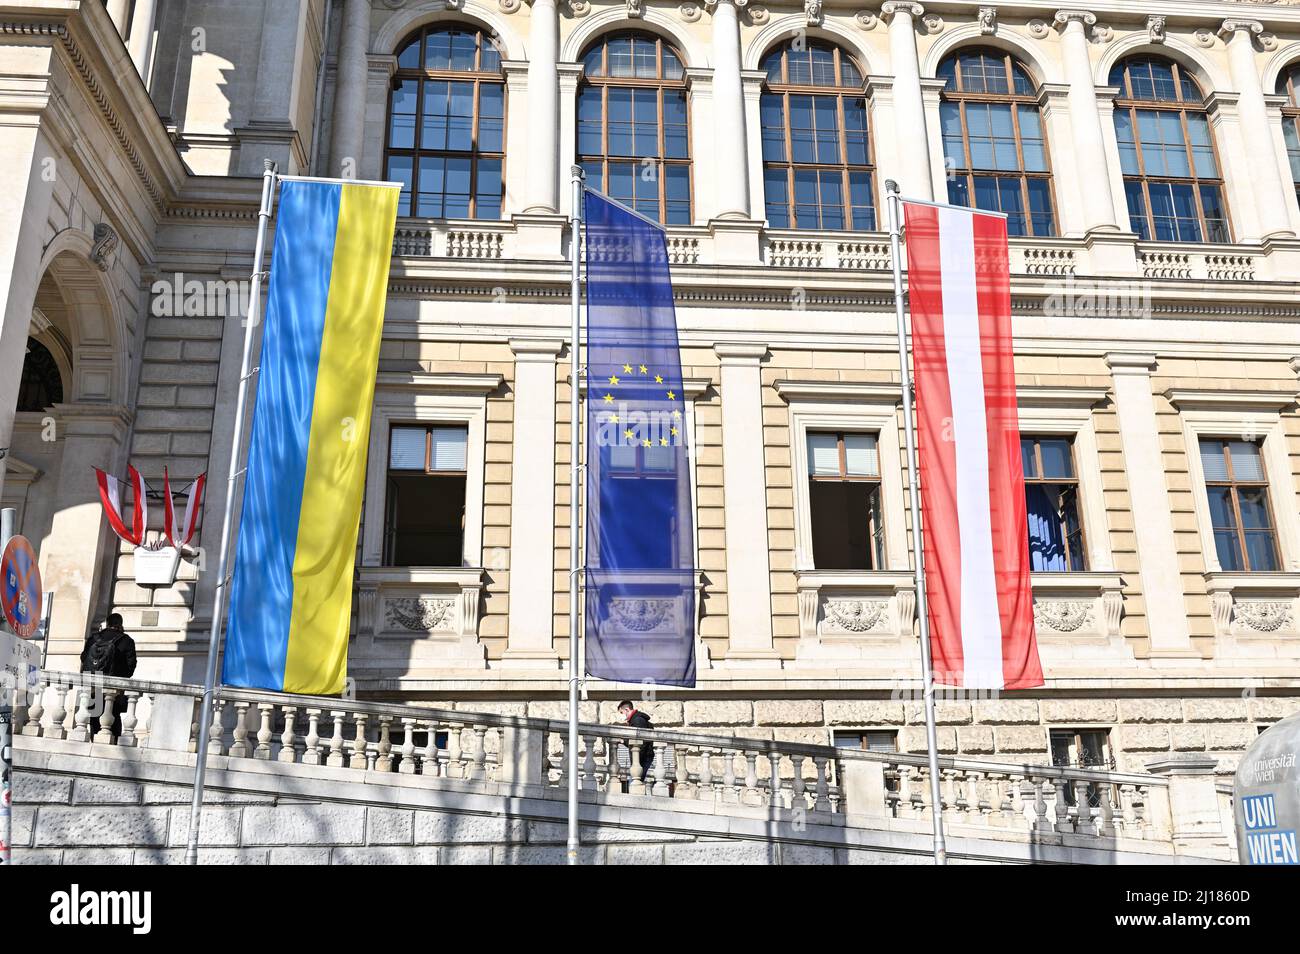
[185,159,278,865]
[566,164,586,865]
[885,179,948,866]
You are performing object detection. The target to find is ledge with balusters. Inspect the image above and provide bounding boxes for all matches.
[389,216,1297,287]
[10,671,1235,861]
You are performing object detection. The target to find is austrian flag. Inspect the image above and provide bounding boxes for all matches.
[904,202,1043,690]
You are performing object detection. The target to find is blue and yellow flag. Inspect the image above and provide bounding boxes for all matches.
[584,190,696,688]
[223,177,399,695]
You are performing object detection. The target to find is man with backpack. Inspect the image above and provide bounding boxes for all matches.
[80,612,137,739]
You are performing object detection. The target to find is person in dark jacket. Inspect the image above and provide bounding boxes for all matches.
[618,700,655,783]
[80,613,137,739]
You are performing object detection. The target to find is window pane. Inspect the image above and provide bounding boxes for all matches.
[1199,439,1229,481]
[1245,531,1279,571]
[1207,486,1236,528]
[843,433,879,477]
[1038,439,1074,479]
[1018,105,1046,171]
[1026,179,1055,236]
[387,155,413,216]
[1020,438,1038,478]
[578,88,603,155]
[810,480,877,570]
[389,80,419,150]
[1214,530,1243,571]
[390,427,428,470]
[1227,441,1265,481]
[1237,487,1272,530]
[1115,111,1140,175]
[1026,483,1068,571]
[808,432,841,475]
[1186,114,1217,177]
[479,84,504,152]
[429,426,468,471]
[940,101,964,167]
[475,159,503,219]
[764,168,789,227]
[761,94,786,161]
[1124,180,1149,238]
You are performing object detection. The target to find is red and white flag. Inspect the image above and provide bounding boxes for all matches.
[904,202,1042,690]
[94,464,148,547]
[163,467,206,551]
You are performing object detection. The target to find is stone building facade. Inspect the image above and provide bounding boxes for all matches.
[2,0,1300,781]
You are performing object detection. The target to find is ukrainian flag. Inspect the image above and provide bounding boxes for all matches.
[223,177,399,695]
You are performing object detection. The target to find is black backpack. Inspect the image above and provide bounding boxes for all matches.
[85,632,121,674]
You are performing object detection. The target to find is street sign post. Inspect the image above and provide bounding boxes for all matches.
[0,518,39,866]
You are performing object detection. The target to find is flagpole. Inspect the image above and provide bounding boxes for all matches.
[566,164,586,866]
[185,159,278,865]
[885,179,948,866]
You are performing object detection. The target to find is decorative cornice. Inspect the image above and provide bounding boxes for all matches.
[1164,387,1297,412]
[375,371,504,394]
[774,379,902,403]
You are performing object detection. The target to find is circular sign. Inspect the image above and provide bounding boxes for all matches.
[1,536,41,639]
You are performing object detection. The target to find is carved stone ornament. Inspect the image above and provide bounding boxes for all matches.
[824,598,887,633]
[1033,599,1094,633]
[680,1,702,22]
[498,0,521,11]
[747,5,769,24]
[978,6,996,35]
[627,0,643,18]
[611,599,674,632]
[1193,28,1216,48]
[1089,23,1112,44]
[921,12,943,33]
[1147,15,1166,44]
[385,597,456,633]
[1234,600,1294,633]
[855,10,878,30]
[568,0,591,16]
[90,223,119,272]
[1027,18,1050,39]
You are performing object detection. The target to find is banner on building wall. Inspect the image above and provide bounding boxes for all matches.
[903,201,1043,690]
[584,190,696,688]
[223,177,400,696]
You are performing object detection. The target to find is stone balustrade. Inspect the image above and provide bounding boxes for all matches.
[10,671,1234,860]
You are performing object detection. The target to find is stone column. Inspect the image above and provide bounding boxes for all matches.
[1053,11,1119,234]
[1220,20,1296,240]
[524,0,560,213]
[556,63,585,216]
[715,342,777,662]
[328,0,370,178]
[126,0,158,81]
[238,0,311,175]
[1105,354,1194,657]
[708,0,751,218]
[1145,755,1232,860]
[105,0,131,36]
[880,2,932,200]
[502,339,563,668]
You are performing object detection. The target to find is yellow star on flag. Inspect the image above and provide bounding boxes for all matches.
[639,364,648,374]
[623,363,633,374]
[659,437,669,446]
[624,429,635,440]
[666,390,676,401]
[654,374,663,384]
[608,374,620,385]
[642,439,652,448]
[603,393,614,404]
[610,413,619,423]
[672,409,682,420]
[671,426,678,436]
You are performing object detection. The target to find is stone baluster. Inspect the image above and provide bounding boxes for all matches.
[742,750,760,805]
[1052,778,1072,833]
[399,718,417,775]
[697,747,714,801]
[1075,779,1093,834]
[1031,776,1053,833]
[581,735,598,792]
[93,687,119,744]
[1096,783,1116,837]
[254,703,274,759]
[302,709,322,765]
[720,748,737,803]
[278,707,298,763]
[375,716,394,772]
[791,755,806,810]
[1007,774,1025,826]
[10,681,28,735]
[672,743,689,798]
[985,773,1006,826]
[952,769,970,816]
[1119,783,1137,836]
[326,711,347,767]
[69,686,92,742]
[229,701,251,757]
[651,741,670,796]
[207,699,226,755]
[1133,785,1149,837]
[448,726,464,779]
[628,739,645,795]
[612,738,629,792]
[812,756,831,813]
[468,725,487,781]
[422,721,439,776]
[22,673,46,736]
[118,691,141,747]
[45,681,68,740]
[767,750,782,809]
[348,713,369,770]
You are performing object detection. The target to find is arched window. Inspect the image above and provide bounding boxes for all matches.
[938,49,1055,237]
[384,25,505,219]
[1279,64,1300,208]
[17,339,63,412]
[759,39,875,230]
[577,32,691,224]
[1109,56,1229,243]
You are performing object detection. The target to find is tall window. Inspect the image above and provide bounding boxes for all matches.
[807,431,883,569]
[385,26,505,219]
[578,32,691,224]
[938,49,1055,236]
[1280,64,1300,208]
[385,425,468,566]
[759,40,875,230]
[1110,57,1229,243]
[1199,438,1280,572]
[1021,436,1085,572]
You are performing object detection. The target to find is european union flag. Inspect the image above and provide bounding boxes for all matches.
[584,190,695,688]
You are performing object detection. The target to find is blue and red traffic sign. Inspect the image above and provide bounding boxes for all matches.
[1,536,41,639]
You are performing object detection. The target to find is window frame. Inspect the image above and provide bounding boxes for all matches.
[383,24,507,220]
[1196,437,1282,573]
[807,429,886,570]
[1279,65,1300,208]
[938,48,1058,237]
[759,39,877,232]
[1020,434,1088,572]
[576,31,694,225]
[384,424,470,567]
[1110,56,1232,244]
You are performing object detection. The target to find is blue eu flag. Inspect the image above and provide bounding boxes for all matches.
[584,190,696,688]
